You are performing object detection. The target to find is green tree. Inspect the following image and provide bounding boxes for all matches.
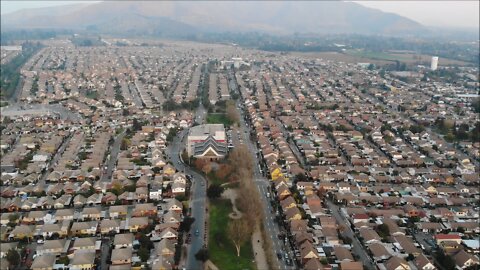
[138,247,150,262]
[6,249,20,268]
[195,248,209,262]
[206,184,224,199]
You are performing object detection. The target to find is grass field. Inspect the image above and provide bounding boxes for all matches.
[345,49,409,61]
[207,113,232,126]
[209,199,255,270]
[291,50,473,67]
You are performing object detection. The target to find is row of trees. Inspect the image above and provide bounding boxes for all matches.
[226,146,260,257]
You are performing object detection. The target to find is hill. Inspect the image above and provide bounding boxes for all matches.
[1,1,426,36]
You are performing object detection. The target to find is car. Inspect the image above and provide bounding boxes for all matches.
[194,229,200,236]
[285,258,293,266]
[37,239,45,244]
[276,253,282,259]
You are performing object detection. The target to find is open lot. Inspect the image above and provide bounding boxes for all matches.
[290,50,474,67]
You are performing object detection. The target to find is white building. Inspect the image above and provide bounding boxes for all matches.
[431,56,439,71]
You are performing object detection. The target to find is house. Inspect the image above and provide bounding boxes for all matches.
[111,247,132,265]
[304,258,324,270]
[70,221,98,236]
[69,250,95,270]
[383,219,405,236]
[155,239,175,257]
[163,164,176,176]
[352,214,370,224]
[81,206,102,221]
[369,243,392,262]
[39,223,67,238]
[54,209,74,221]
[166,199,183,212]
[132,203,157,217]
[285,207,302,221]
[454,250,480,269]
[435,234,462,245]
[171,182,186,195]
[359,228,381,244]
[276,185,292,200]
[163,211,182,224]
[31,254,56,270]
[300,241,319,264]
[114,233,134,249]
[8,225,34,240]
[71,237,96,251]
[36,239,68,256]
[149,183,163,201]
[100,219,120,234]
[280,196,297,210]
[109,205,128,219]
[128,217,149,232]
[415,254,436,270]
[159,227,178,240]
[340,261,364,270]
[384,256,411,270]
[394,235,421,256]
[333,246,354,262]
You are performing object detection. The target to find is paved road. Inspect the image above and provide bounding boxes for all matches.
[326,200,376,270]
[39,132,74,181]
[101,131,126,183]
[169,104,208,270]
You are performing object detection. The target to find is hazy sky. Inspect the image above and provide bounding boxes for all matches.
[353,1,479,29]
[1,1,479,29]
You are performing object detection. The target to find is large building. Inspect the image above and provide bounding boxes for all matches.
[186,124,227,160]
[431,56,439,71]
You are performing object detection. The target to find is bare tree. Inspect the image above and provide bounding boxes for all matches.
[227,218,252,256]
[201,161,212,176]
[226,101,240,124]
[228,145,253,175]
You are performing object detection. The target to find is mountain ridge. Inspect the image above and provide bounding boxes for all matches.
[1,1,427,36]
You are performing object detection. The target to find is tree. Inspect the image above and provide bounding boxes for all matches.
[138,247,150,262]
[132,118,142,131]
[377,223,390,238]
[226,101,240,124]
[201,161,212,176]
[8,213,19,223]
[294,173,307,183]
[6,249,20,268]
[227,218,252,257]
[343,236,353,245]
[138,232,154,250]
[207,184,224,199]
[179,217,195,232]
[195,248,209,262]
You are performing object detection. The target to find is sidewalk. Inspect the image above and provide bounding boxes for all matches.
[252,224,268,270]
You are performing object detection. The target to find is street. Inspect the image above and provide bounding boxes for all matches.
[326,200,376,270]
[101,130,126,183]
[168,104,208,270]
